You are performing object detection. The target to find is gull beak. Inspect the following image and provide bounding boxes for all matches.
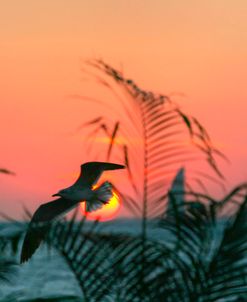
[52,193,60,197]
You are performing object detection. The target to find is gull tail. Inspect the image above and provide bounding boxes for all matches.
[86,181,113,212]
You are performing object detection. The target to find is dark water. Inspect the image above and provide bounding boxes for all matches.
[0,219,166,301]
[0,246,82,301]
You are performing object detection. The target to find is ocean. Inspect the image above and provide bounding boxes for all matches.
[0,219,168,302]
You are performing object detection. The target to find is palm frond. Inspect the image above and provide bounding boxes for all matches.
[0,168,15,176]
[157,188,247,301]
[80,59,225,219]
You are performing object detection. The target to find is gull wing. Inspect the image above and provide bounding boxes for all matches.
[74,161,125,187]
[20,198,78,264]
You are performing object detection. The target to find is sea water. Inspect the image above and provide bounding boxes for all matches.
[0,219,170,301]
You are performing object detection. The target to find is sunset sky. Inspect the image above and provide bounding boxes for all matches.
[1,1,247,219]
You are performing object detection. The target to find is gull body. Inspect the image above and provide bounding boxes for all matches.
[53,185,94,202]
[20,161,125,263]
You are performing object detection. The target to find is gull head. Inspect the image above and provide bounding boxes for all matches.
[52,188,72,199]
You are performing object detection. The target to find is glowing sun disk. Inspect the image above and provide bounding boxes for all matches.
[80,190,121,221]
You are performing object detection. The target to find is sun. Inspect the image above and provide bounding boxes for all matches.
[80,190,121,221]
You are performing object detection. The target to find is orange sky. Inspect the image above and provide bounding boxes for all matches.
[1,0,247,218]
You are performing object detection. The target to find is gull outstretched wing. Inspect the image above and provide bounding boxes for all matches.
[20,198,78,263]
[74,161,125,187]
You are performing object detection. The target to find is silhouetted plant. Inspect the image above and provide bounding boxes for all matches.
[0,168,15,176]
[0,168,17,285]
[0,258,16,284]
[80,59,225,215]
[72,60,227,299]
[0,233,17,284]
[3,185,247,301]
[39,184,247,301]
[156,184,247,301]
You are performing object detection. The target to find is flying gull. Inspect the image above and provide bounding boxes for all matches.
[20,161,125,263]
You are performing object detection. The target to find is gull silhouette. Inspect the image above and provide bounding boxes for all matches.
[20,161,125,263]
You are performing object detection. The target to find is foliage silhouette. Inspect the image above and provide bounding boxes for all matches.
[0,168,17,285]
[9,184,244,301]
[0,168,15,176]
[71,60,228,300]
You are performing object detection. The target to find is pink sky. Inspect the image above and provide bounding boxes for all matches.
[1,1,247,218]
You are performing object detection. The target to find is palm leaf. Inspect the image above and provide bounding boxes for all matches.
[81,59,225,220]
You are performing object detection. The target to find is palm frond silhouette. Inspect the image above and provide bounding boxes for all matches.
[81,59,225,219]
